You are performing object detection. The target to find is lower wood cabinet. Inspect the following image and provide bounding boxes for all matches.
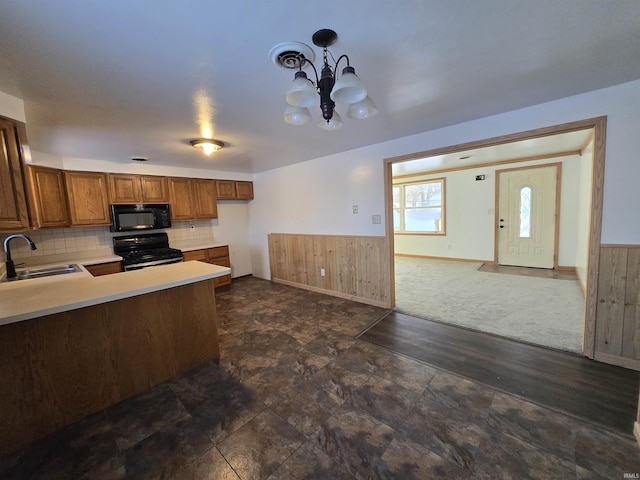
[182,246,232,287]
[84,262,122,277]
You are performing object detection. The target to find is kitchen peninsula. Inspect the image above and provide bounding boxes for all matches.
[0,261,230,456]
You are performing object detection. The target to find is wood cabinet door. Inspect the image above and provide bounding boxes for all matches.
[193,179,218,219]
[85,262,122,276]
[140,176,169,203]
[216,180,236,199]
[27,166,70,228]
[207,246,232,286]
[168,177,194,220]
[64,171,111,225]
[0,118,30,230]
[207,246,230,266]
[182,249,207,262]
[108,174,142,204]
[235,181,254,200]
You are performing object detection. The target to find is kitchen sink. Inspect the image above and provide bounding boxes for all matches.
[12,264,83,280]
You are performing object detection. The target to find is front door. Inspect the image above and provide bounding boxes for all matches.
[497,164,559,269]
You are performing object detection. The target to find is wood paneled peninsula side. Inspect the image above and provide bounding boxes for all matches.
[0,261,230,456]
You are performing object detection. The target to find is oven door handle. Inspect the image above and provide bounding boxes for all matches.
[124,257,183,271]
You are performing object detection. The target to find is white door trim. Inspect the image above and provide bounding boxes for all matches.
[384,116,606,358]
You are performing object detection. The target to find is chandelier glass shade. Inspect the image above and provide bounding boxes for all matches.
[281,29,376,130]
[316,111,343,130]
[283,105,312,125]
[285,72,317,108]
[347,96,378,119]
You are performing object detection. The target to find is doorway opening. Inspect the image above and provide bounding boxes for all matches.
[384,117,606,355]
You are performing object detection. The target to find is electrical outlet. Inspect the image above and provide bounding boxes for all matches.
[372,214,381,224]
[447,244,452,250]
[352,205,358,214]
[320,268,325,277]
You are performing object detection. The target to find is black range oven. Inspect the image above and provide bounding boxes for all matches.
[113,232,183,271]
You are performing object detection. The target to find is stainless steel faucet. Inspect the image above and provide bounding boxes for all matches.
[4,234,37,279]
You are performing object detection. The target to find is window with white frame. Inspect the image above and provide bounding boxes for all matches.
[393,178,445,234]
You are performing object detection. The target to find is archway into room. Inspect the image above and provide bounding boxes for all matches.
[383,117,606,356]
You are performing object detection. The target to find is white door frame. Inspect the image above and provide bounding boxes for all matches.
[494,162,562,269]
[384,116,606,358]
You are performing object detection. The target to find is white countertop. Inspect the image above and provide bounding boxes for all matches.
[14,252,123,268]
[11,241,228,268]
[0,261,230,326]
[173,240,228,252]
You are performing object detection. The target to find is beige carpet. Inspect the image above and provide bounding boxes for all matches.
[394,256,584,354]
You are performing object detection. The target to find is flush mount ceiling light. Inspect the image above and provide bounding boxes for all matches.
[190,138,224,156]
[273,29,377,131]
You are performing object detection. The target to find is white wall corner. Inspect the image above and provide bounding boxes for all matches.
[0,90,26,123]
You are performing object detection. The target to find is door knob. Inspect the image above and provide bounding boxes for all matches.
[499,225,504,228]
[499,219,504,222]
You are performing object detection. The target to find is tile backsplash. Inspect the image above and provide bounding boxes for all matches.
[2,220,215,260]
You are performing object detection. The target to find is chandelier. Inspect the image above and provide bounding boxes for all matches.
[271,29,377,131]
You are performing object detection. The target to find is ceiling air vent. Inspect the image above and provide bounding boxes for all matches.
[269,42,315,69]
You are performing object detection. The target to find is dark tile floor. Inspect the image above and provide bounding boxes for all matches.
[2,276,640,479]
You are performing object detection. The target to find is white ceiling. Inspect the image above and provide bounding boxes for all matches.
[0,1,639,174]
[392,129,593,176]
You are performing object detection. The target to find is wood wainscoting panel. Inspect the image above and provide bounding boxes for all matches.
[594,245,640,370]
[0,279,219,456]
[268,233,390,307]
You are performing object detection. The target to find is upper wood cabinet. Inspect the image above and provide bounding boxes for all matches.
[26,166,70,228]
[215,180,235,200]
[215,180,254,200]
[64,171,111,226]
[140,175,169,203]
[169,177,218,220]
[193,179,218,219]
[168,177,195,220]
[108,174,141,203]
[108,174,169,204]
[235,181,254,200]
[0,117,30,230]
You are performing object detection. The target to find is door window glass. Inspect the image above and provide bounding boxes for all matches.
[519,186,532,238]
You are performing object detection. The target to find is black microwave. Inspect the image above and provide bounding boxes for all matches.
[110,204,172,232]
